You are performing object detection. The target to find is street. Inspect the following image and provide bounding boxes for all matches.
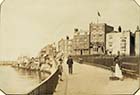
[54,59,139,95]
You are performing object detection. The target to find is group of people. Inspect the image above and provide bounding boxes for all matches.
[57,51,124,81]
[58,55,74,81]
[16,53,53,72]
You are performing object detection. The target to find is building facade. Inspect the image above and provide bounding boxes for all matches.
[58,38,73,57]
[135,26,140,56]
[66,39,73,56]
[58,38,65,54]
[89,23,114,55]
[106,31,135,56]
[40,44,56,57]
[73,29,90,55]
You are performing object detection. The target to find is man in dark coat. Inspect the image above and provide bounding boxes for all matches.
[67,56,73,74]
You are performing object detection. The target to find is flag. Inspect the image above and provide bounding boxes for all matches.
[97,11,101,17]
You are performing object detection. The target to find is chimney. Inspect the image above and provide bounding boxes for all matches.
[74,28,78,32]
[118,26,122,32]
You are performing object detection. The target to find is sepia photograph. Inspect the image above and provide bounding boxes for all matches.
[0,0,140,95]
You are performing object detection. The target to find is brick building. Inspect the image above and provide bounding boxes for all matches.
[73,29,90,55]
[89,23,114,55]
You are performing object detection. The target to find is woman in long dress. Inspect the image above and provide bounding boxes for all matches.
[113,52,123,80]
[114,58,123,79]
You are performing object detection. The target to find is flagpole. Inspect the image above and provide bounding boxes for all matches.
[97,11,98,24]
[97,11,101,24]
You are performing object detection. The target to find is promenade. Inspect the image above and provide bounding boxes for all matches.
[54,59,139,95]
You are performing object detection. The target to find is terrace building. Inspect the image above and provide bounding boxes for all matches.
[58,38,73,57]
[73,29,90,55]
[89,23,114,55]
[40,44,57,57]
[58,38,65,54]
[106,30,135,56]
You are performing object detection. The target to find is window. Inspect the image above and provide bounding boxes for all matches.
[92,34,96,37]
[99,26,103,30]
[109,35,113,39]
[121,39,126,42]
[120,37,127,39]
[98,33,103,37]
[84,39,87,42]
[108,42,112,47]
[109,44,112,47]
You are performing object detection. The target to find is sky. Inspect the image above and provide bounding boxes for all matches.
[0,0,139,60]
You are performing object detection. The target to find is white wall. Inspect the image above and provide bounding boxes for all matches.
[106,32,130,55]
[135,32,140,56]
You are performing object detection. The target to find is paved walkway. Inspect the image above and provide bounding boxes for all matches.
[54,59,139,95]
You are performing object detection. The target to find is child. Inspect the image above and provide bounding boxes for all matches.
[58,58,63,81]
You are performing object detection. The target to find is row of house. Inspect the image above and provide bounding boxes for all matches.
[58,22,140,56]
[38,44,57,57]
[58,38,73,57]
[106,30,135,56]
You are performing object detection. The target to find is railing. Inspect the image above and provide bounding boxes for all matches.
[27,69,59,95]
[72,55,140,77]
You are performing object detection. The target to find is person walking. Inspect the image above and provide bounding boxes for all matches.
[67,55,73,74]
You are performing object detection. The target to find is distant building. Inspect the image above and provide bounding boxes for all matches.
[40,44,56,56]
[106,30,135,56]
[135,26,140,56]
[89,23,114,55]
[58,38,65,54]
[66,39,73,56]
[73,29,90,55]
[58,38,73,57]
